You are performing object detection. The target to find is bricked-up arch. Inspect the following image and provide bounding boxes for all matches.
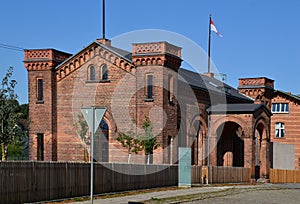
[188,116,208,166]
[94,119,109,162]
[216,121,244,167]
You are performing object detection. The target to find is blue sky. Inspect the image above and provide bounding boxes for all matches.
[1,0,300,104]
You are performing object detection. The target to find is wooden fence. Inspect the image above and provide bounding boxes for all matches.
[270,169,300,183]
[0,161,178,204]
[0,161,253,203]
[204,166,251,184]
[191,165,203,184]
[191,166,251,184]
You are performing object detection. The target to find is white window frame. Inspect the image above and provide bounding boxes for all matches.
[275,122,285,138]
[272,103,289,113]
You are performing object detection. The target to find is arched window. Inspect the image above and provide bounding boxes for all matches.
[101,64,108,80]
[89,65,96,81]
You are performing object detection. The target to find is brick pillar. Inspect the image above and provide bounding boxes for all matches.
[260,139,270,179]
[209,133,218,166]
[244,137,254,176]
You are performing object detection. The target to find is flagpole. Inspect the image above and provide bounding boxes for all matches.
[102,0,105,39]
[207,14,212,74]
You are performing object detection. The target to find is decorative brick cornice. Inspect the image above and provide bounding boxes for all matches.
[24,49,71,71]
[238,77,274,89]
[55,43,135,82]
[132,42,182,70]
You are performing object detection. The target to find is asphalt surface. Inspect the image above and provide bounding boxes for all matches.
[69,183,300,204]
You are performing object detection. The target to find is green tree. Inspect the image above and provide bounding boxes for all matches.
[0,67,23,160]
[140,116,160,164]
[116,122,143,163]
[74,112,90,161]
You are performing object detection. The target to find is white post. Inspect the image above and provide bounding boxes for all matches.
[90,106,95,204]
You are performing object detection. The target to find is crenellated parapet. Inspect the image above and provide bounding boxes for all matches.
[132,42,182,70]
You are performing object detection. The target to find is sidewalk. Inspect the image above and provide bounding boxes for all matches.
[72,184,268,204]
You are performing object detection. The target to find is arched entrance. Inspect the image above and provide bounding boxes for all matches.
[217,122,244,167]
[188,117,207,166]
[254,121,269,179]
[94,119,109,162]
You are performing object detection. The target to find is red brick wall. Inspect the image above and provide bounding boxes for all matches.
[271,94,300,170]
[24,49,71,161]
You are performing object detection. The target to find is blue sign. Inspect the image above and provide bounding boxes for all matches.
[178,147,191,187]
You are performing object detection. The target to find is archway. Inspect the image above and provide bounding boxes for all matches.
[254,120,269,179]
[94,119,109,162]
[216,122,244,167]
[188,117,207,166]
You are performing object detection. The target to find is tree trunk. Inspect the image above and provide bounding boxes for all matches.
[1,143,6,161]
[127,152,131,163]
[146,154,150,165]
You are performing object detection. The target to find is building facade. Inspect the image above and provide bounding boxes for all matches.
[238,78,300,170]
[24,39,273,179]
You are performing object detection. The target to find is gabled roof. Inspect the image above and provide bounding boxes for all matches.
[178,69,253,102]
[56,41,133,70]
[95,41,132,62]
[207,103,272,116]
[274,90,300,103]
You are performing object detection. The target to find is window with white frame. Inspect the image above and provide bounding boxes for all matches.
[275,122,285,138]
[272,103,289,113]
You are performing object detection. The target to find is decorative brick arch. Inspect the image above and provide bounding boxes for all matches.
[211,115,247,140]
[209,115,248,167]
[102,110,116,141]
[253,116,270,179]
[253,116,269,140]
[188,115,208,165]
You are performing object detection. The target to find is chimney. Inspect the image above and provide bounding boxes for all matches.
[203,72,214,78]
[96,38,111,46]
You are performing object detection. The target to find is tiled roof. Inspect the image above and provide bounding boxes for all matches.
[207,103,272,115]
[274,90,300,102]
[178,69,253,102]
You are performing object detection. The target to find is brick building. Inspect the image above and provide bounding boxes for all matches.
[238,78,300,170]
[24,39,273,179]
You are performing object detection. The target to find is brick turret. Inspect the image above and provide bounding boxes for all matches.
[132,42,182,163]
[238,77,274,110]
[24,49,71,160]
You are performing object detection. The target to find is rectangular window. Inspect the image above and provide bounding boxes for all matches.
[147,75,153,99]
[272,103,289,113]
[37,133,44,161]
[37,78,43,101]
[275,122,285,138]
[168,75,174,103]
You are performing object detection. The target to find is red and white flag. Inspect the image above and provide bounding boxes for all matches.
[210,18,223,37]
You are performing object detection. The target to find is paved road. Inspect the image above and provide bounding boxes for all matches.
[187,188,300,204]
[70,184,300,204]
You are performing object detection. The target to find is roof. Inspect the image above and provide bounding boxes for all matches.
[274,90,300,102]
[96,42,132,62]
[207,103,272,116]
[56,41,134,70]
[53,40,257,104]
[178,69,253,102]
